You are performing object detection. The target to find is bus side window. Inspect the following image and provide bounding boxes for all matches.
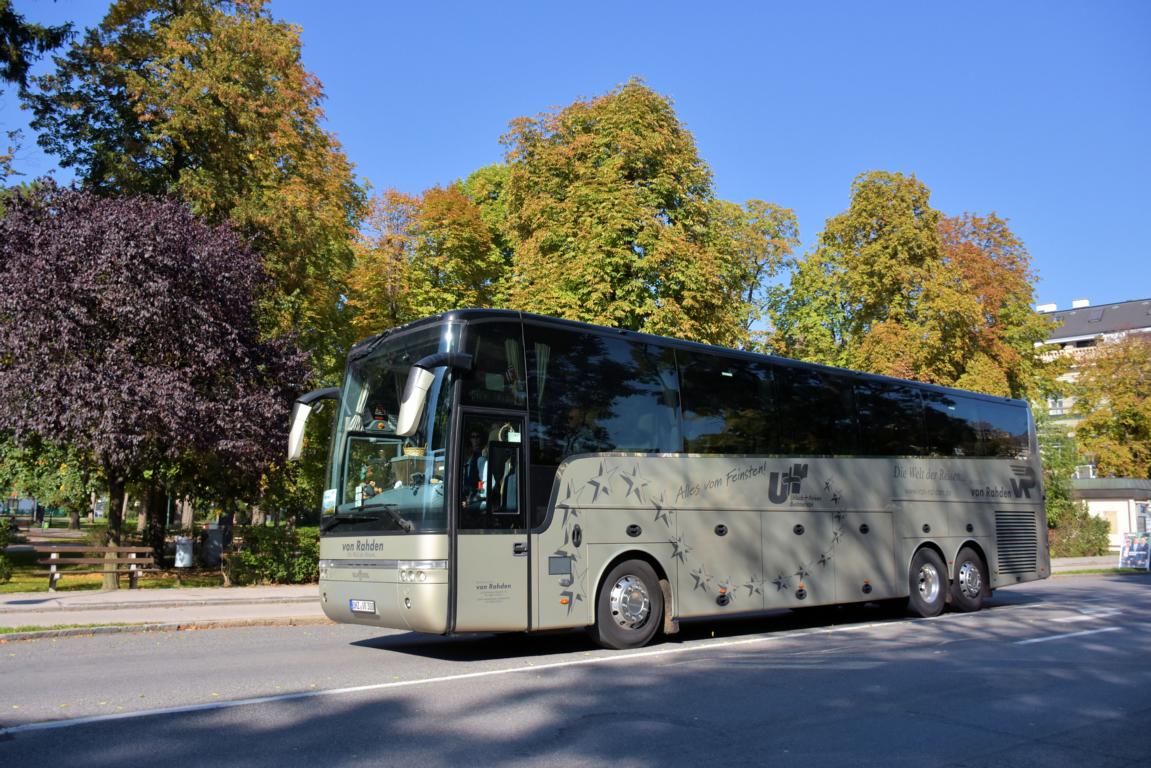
[923,392,980,456]
[679,352,775,454]
[460,321,527,409]
[854,381,927,456]
[776,366,858,456]
[974,400,1030,458]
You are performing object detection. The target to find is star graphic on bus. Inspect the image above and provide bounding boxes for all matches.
[669,536,691,562]
[818,552,832,568]
[620,465,650,503]
[795,565,810,580]
[652,493,673,528]
[744,575,764,597]
[772,574,790,591]
[586,461,616,503]
[556,480,582,527]
[690,566,712,592]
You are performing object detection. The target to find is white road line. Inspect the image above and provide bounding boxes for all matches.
[0,620,896,736]
[1014,626,1121,645]
[1052,611,1122,623]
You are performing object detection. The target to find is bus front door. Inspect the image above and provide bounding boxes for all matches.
[452,413,529,632]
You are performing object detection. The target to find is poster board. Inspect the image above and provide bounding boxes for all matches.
[1118,532,1151,570]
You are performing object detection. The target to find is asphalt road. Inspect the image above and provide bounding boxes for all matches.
[2,573,1149,768]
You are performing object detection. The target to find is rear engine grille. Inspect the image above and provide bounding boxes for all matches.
[996,511,1039,574]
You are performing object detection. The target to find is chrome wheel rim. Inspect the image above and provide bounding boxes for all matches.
[609,574,651,629]
[917,562,941,604]
[957,560,982,599]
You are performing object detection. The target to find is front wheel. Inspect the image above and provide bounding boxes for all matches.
[951,546,989,612]
[907,548,948,618]
[592,559,663,650]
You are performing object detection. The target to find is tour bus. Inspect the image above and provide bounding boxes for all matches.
[289,310,1049,649]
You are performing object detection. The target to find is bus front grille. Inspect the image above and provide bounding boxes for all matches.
[996,511,1039,574]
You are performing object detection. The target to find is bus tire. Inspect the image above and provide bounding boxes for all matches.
[907,548,947,618]
[951,546,988,613]
[593,559,663,650]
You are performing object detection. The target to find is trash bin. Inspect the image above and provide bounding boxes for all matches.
[175,536,193,568]
[201,524,223,567]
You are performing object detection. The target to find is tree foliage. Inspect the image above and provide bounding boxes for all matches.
[0,435,98,528]
[0,0,70,182]
[501,80,763,346]
[1038,420,1110,557]
[770,171,1049,397]
[1073,334,1151,478]
[0,0,70,90]
[0,182,308,550]
[24,0,365,367]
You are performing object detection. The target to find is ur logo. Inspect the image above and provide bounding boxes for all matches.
[769,463,808,504]
[1010,466,1037,499]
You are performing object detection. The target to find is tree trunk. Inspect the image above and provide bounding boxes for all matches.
[146,483,167,567]
[180,495,194,530]
[251,505,265,527]
[136,495,148,533]
[104,472,125,590]
[68,506,80,530]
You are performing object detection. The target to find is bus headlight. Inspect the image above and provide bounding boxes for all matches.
[400,569,427,583]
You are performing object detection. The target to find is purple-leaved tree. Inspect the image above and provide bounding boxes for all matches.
[0,182,308,583]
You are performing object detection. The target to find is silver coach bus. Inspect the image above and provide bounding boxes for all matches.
[289,310,1049,649]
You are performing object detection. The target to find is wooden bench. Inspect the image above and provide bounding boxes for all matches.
[35,546,157,591]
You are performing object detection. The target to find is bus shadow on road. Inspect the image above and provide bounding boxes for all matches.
[346,600,965,661]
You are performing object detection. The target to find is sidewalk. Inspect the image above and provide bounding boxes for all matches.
[0,556,1134,641]
[0,584,327,640]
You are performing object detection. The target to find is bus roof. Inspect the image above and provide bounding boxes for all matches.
[349,309,1028,408]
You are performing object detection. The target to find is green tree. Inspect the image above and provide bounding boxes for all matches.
[0,436,99,530]
[1038,419,1110,557]
[1074,334,1151,478]
[25,0,365,368]
[0,0,70,182]
[940,213,1055,397]
[771,171,1047,398]
[345,183,508,340]
[711,199,799,348]
[344,189,421,341]
[501,79,754,346]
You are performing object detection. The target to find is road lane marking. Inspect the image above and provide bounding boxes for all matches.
[1014,626,1121,645]
[0,619,901,736]
[1052,611,1122,623]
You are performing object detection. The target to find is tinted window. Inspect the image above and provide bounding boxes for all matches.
[854,381,927,456]
[525,327,682,465]
[923,392,981,456]
[459,321,527,409]
[680,352,775,454]
[776,366,858,455]
[974,400,1030,458]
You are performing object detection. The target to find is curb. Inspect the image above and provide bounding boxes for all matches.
[2,596,318,615]
[0,615,333,642]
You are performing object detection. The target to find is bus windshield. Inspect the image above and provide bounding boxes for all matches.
[323,324,455,535]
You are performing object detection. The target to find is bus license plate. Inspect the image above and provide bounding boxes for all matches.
[349,599,376,614]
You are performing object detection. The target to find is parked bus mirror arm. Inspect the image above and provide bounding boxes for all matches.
[288,387,340,461]
[395,353,474,438]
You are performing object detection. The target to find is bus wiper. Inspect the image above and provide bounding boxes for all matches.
[372,502,415,533]
[322,505,414,533]
[321,512,380,532]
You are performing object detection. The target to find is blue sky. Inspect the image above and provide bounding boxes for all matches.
[3,0,1148,311]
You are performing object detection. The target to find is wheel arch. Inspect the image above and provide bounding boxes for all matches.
[905,541,949,600]
[952,540,992,597]
[594,549,674,618]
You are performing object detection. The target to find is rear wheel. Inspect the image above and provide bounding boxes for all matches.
[907,548,947,618]
[592,559,663,650]
[951,546,988,612]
